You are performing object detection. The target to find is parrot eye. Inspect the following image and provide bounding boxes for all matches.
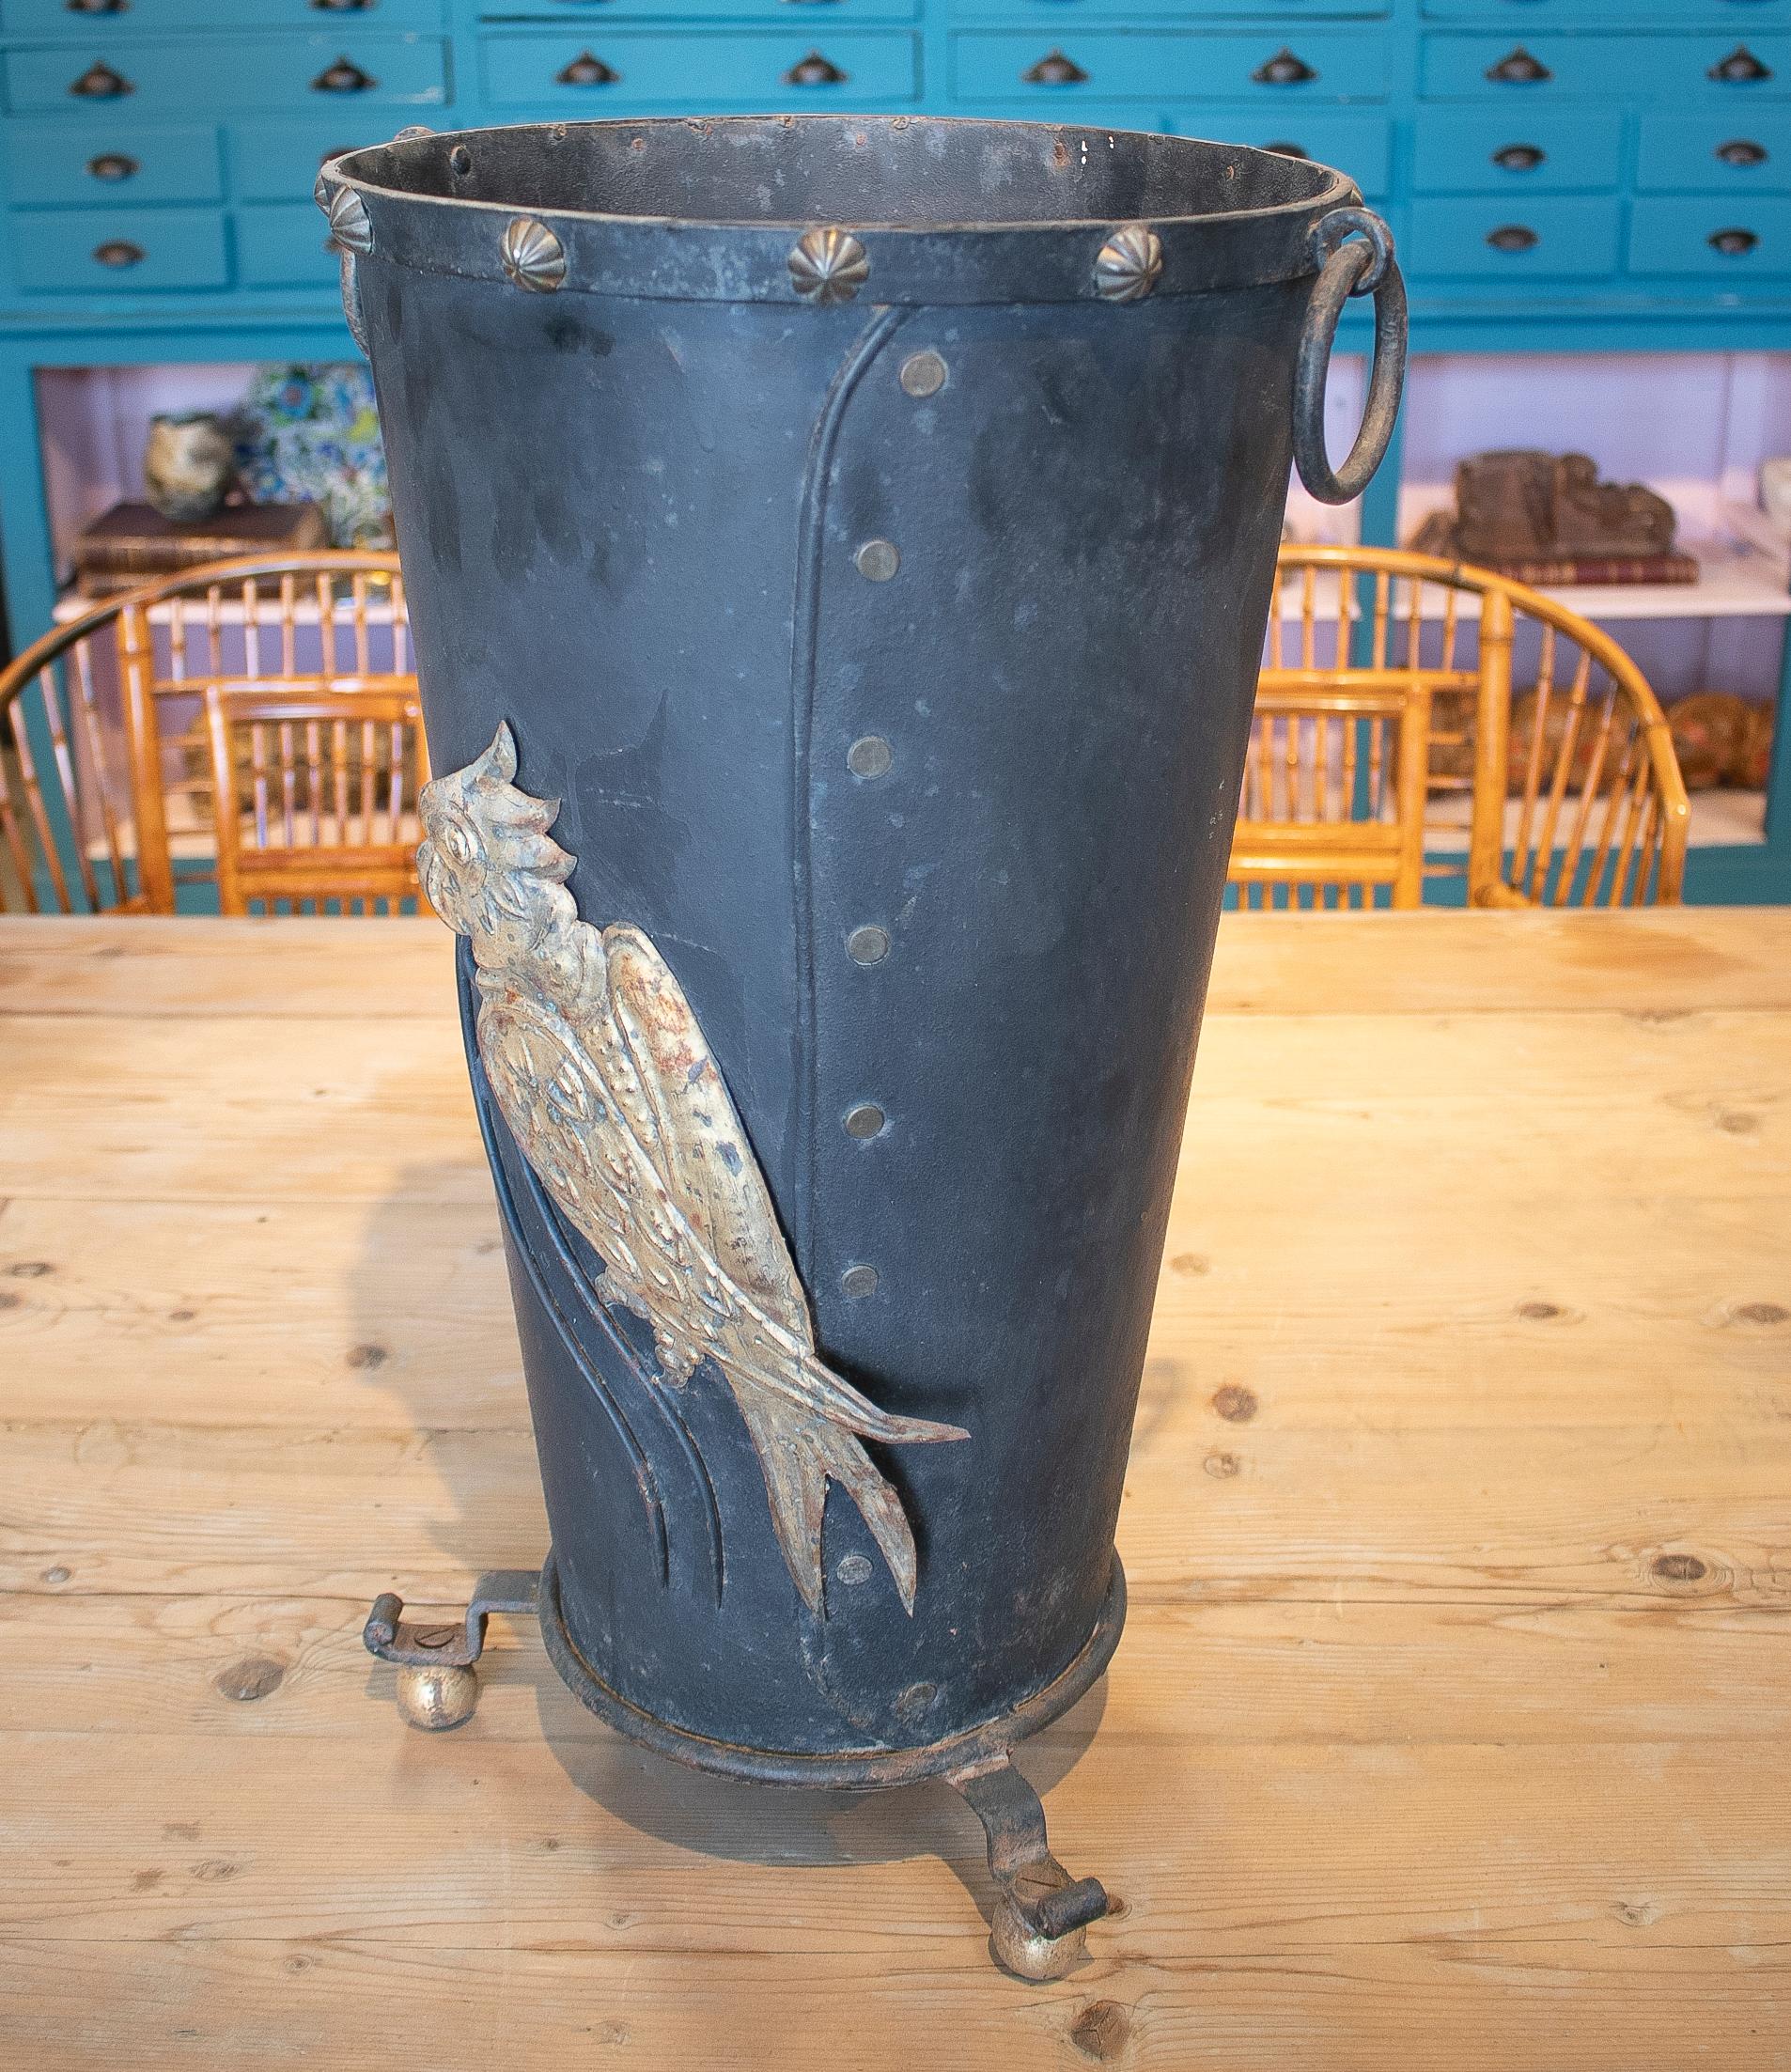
[440,816,478,867]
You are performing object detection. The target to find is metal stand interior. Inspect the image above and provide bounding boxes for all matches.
[364,1569,1111,1981]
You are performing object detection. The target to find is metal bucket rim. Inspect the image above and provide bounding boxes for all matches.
[332,116,1354,237]
[323,118,1359,305]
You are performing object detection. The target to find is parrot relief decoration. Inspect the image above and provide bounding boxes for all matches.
[418,724,967,1616]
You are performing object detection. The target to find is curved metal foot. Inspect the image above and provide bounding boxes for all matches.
[947,1756,1110,1981]
[363,1568,540,1733]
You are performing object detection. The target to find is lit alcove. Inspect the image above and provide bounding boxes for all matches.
[1396,351,1791,853]
[28,361,397,904]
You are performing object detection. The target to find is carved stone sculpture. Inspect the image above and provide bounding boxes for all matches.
[1455,449,1677,564]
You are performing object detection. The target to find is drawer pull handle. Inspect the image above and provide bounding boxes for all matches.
[311,0,376,9]
[69,60,133,98]
[1253,48,1318,87]
[1492,143,1545,172]
[1709,226,1760,255]
[1717,137,1769,166]
[312,55,377,92]
[556,51,621,84]
[66,0,129,12]
[1486,47,1551,85]
[1486,223,1539,253]
[93,240,145,269]
[781,1,844,7]
[1021,49,1088,84]
[1264,141,1309,160]
[1710,45,1772,84]
[783,50,849,84]
[86,151,140,181]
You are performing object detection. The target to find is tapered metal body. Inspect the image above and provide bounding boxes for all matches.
[326,117,1403,1786]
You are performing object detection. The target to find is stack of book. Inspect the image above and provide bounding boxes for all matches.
[1409,451,1699,587]
[70,501,327,598]
[1409,508,1698,588]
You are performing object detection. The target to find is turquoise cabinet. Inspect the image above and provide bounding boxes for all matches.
[7,6,1788,319]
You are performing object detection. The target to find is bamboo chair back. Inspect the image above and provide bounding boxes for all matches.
[1232,681,1432,910]
[204,684,428,916]
[1242,565,1448,909]
[1239,546,1690,910]
[0,551,413,914]
[0,597,151,913]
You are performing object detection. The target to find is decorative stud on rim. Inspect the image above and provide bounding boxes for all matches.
[319,179,373,257]
[788,226,869,306]
[1094,223,1163,303]
[502,215,567,293]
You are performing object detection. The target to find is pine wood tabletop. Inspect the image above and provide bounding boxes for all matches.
[2,907,1787,2071]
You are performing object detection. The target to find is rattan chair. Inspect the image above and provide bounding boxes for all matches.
[1236,545,1690,909]
[0,550,413,914]
[204,682,428,916]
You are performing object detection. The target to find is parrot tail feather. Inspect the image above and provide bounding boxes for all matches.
[735,1397,935,1615]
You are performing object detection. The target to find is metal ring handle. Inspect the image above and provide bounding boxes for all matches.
[1292,210,1409,506]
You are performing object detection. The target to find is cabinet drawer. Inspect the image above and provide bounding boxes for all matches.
[956,101,1169,130]
[8,204,227,289]
[477,0,916,17]
[0,0,444,27]
[952,32,1389,104]
[236,200,339,287]
[4,119,220,204]
[953,0,1386,18]
[4,35,449,114]
[1412,108,1620,193]
[1407,195,1620,277]
[1627,195,1791,274]
[1422,0,1787,16]
[1421,35,1791,101]
[1637,113,1791,194]
[481,30,918,104]
[1166,111,1389,196]
[231,118,407,201]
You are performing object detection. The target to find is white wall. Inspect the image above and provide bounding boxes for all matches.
[1398,351,1791,543]
[1397,352,1791,703]
[36,363,263,581]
